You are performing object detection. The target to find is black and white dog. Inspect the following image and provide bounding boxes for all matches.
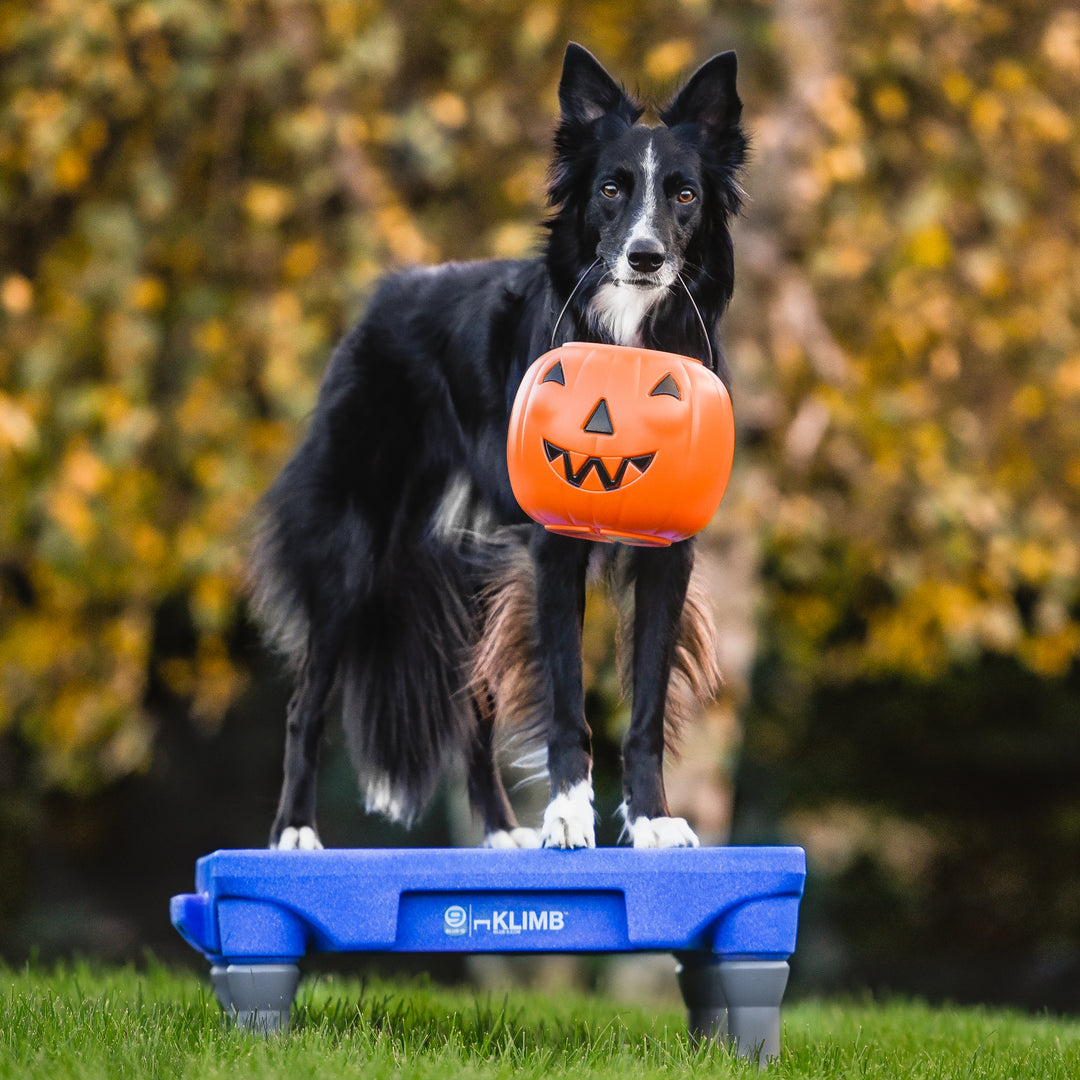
[251,43,747,851]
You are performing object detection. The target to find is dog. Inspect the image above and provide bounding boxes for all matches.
[250,42,747,851]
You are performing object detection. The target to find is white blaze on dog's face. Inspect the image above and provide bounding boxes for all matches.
[586,126,705,344]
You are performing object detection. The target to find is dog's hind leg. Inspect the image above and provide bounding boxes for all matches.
[469,694,541,849]
[620,540,700,849]
[531,530,596,849]
[270,620,344,850]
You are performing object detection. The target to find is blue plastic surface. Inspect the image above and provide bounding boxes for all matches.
[171,847,805,965]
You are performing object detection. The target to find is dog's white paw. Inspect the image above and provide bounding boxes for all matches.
[274,825,323,851]
[541,781,596,849]
[483,827,543,850]
[627,816,699,849]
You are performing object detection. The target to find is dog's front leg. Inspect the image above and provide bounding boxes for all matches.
[532,529,596,848]
[622,540,700,848]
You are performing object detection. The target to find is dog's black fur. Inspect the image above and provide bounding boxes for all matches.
[251,43,747,850]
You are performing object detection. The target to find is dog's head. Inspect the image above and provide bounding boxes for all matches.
[547,44,747,353]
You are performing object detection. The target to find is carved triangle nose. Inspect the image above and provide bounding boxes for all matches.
[584,398,614,435]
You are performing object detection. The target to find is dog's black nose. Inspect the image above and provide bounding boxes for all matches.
[627,242,666,274]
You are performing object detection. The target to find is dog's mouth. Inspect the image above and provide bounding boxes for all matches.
[607,269,678,290]
[543,439,655,492]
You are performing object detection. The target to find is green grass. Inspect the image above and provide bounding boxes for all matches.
[2,960,1079,1079]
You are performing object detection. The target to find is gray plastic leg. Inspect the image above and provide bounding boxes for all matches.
[676,957,790,1067]
[215,963,300,1033]
[718,959,790,1067]
[675,958,728,1041]
[210,965,232,1012]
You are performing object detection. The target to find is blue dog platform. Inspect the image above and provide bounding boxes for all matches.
[171,846,805,1064]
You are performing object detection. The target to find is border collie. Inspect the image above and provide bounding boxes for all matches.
[251,43,747,850]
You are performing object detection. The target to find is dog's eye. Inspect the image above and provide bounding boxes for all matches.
[676,188,697,204]
[600,182,620,199]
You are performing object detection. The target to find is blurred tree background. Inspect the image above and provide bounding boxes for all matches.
[1,0,1078,1009]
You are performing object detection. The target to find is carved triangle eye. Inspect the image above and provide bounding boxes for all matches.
[542,360,566,385]
[649,373,681,399]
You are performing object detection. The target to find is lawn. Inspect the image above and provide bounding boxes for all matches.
[2,960,1078,1079]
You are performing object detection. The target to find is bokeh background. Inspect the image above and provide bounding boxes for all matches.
[2,0,1079,1011]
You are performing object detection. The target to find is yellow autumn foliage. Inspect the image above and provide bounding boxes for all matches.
[1,0,1078,796]
[730,0,1080,691]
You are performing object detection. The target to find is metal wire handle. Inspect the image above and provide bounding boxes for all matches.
[548,259,715,369]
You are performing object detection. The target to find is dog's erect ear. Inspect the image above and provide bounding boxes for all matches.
[558,42,637,124]
[659,51,742,133]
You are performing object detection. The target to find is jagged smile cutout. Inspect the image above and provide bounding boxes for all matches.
[543,439,655,492]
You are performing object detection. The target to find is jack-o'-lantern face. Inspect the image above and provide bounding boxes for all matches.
[538,357,678,494]
[507,342,734,546]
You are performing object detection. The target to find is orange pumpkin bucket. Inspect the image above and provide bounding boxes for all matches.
[507,342,735,547]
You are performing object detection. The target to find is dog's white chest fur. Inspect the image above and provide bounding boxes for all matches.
[589,282,668,346]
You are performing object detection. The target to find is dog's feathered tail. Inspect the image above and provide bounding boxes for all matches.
[249,491,475,825]
[340,541,476,824]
